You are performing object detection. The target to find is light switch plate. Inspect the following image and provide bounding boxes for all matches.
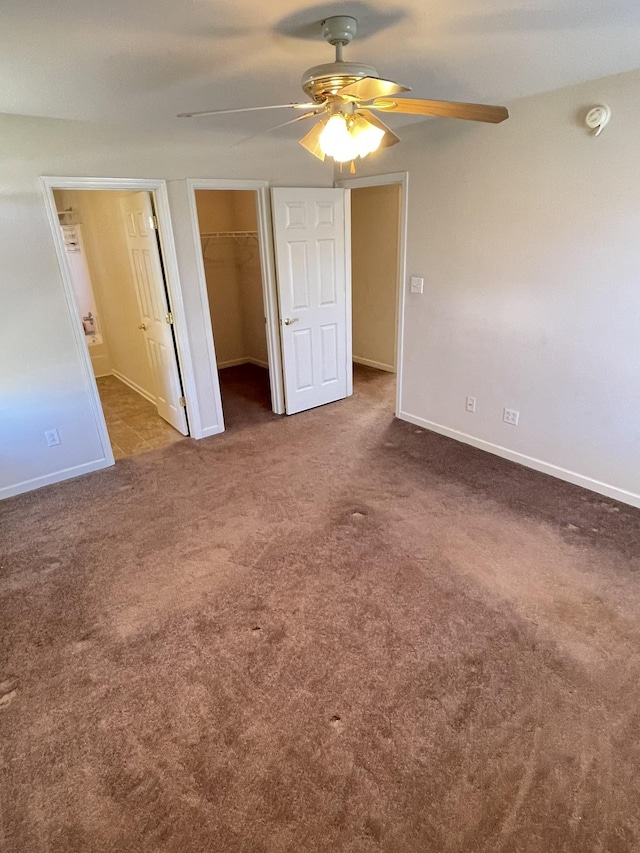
[410,276,424,294]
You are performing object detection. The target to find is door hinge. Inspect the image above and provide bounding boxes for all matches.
[149,214,158,230]
[165,312,174,324]
[179,396,186,407]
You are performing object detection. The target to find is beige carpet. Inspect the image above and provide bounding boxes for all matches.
[1,365,639,852]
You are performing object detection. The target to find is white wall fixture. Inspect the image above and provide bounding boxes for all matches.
[585,104,611,136]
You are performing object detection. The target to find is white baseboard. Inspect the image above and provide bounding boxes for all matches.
[111,370,156,405]
[0,457,113,501]
[218,357,269,370]
[200,424,225,438]
[217,357,248,369]
[353,356,396,373]
[398,410,640,510]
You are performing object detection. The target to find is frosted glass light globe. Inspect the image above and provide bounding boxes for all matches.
[319,114,357,162]
[350,116,385,156]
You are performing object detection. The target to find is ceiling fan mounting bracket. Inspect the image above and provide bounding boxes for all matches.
[321,16,358,46]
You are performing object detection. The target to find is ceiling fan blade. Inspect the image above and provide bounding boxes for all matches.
[370,98,509,123]
[356,110,400,148]
[299,120,326,162]
[234,109,325,146]
[337,77,411,102]
[177,103,317,119]
[263,109,324,133]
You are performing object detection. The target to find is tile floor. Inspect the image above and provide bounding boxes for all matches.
[97,376,186,460]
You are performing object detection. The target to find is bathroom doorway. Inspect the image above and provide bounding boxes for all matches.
[52,187,189,459]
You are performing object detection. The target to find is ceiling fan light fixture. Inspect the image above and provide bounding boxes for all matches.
[319,113,386,163]
[350,115,385,156]
[319,113,356,162]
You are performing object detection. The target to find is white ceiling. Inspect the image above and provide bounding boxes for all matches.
[2,0,639,136]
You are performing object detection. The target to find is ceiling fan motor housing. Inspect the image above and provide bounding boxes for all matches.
[302,16,378,103]
[301,61,379,102]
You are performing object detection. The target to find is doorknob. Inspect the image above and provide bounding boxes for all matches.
[284,317,299,325]
[138,323,147,330]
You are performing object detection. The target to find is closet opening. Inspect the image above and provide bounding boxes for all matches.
[194,189,278,431]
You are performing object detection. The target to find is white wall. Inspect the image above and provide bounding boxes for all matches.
[356,67,640,507]
[0,115,329,498]
[351,184,400,372]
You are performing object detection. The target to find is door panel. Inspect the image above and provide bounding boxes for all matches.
[320,324,339,382]
[293,328,314,390]
[121,192,188,435]
[271,187,350,415]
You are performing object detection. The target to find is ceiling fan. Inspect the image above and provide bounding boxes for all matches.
[178,15,509,169]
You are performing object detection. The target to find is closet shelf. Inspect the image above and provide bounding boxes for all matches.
[200,230,259,266]
[200,230,258,238]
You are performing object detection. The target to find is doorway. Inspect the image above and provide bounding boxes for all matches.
[51,187,189,459]
[337,173,407,417]
[191,185,282,431]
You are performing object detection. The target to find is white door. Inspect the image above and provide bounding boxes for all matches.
[121,192,188,434]
[271,187,351,415]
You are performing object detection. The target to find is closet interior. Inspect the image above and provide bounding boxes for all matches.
[195,190,273,428]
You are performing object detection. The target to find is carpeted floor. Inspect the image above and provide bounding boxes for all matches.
[1,365,639,852]
[218,363,277,432]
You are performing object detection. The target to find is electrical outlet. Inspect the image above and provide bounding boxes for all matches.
[45,429,61,447]
[503,408,519,426]
[410,276,424,294]
[465,396,476,413]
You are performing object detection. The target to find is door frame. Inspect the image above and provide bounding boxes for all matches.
[335,171,408,417]
[41,176,198,461]
[185,178,285,416]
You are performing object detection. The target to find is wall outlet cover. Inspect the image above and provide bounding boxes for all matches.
[503,408,520,426]
[45,429,61,447]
